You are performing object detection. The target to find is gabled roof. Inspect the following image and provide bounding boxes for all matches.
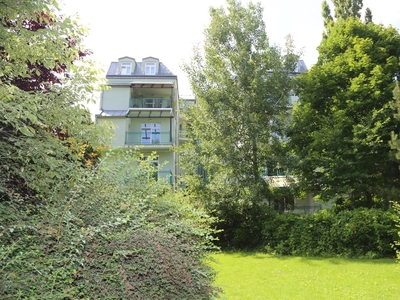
[296,60,308,73]
[142,56,159,61]
[106,60,176,77]
[118,56,135,61]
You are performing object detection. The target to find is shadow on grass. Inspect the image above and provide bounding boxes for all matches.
[212,250,398,266]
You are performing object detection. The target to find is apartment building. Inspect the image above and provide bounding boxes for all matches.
[96,56,180,184]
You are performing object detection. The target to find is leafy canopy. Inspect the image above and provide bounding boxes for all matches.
[181,0,299,247]
[0,0,111,201]
[322,0,372,37]
[289,18,400,208]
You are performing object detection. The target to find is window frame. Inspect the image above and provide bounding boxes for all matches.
[141,123,161,144]
[145,62,156,75]
[121,62,132,75]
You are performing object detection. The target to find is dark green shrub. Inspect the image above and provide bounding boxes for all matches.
[263,212,301,255]
[213,198,273,249]
[262,208,397,258]
[393,202,400,262]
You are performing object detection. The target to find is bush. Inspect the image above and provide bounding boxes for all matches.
[64,227,216,299]
[262,208,397,258]
[0,150,221,299]
[393,202,400,262]
[212,198,273,249]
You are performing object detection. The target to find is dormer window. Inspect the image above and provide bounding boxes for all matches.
[145,62,156,75]
[121,62,132,75]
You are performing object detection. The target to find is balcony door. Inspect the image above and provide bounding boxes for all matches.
[141,123,161,144]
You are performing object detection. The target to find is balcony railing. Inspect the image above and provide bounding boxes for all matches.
[125,131,172,145]
[157,170,173,184]
[130,98,172,109]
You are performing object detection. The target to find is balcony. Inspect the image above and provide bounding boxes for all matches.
[125,131,173,146]
[127,98,173,118]
[130,98,172,109]
[157,170,173,184]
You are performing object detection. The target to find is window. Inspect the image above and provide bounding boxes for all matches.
[140,156,159,181]
[144,98,162,108]
[144,99,156,108]
[121,62,131,75]
[141,123,161,144]
[145,62,156,75]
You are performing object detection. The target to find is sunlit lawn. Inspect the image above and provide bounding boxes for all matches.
[209,252,400,300]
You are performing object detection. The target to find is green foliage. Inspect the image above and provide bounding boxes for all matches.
[331,0,364,19]
[0,0,111,201]
[212,199,275,249]
[180,0,299,249]
[262,208,397,258]
[0,150,221,299]
[391,81,400,161]
[364,7,373,24]
[322,0,371,38]
[289,18,400,207]
[1,1,220,298]
[393,202,400,262]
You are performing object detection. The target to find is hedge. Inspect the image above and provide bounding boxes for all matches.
[262,208,397,258]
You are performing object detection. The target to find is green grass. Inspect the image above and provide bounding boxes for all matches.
[209,252,400,300]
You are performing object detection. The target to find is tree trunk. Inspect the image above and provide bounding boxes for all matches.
[364,191,374,208]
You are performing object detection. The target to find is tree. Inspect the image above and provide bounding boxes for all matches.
[322,0,372,37]
[392,83,400,257]
[391,81,400,159]
[289,18,400,209]
[364,7,373,24]
[181,0,298,247]
[0,0,110,201]
[0,2,221,298]
[332,0,363,19]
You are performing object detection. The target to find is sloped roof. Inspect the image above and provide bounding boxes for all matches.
[106,61,176,77]
[296,60,308,73]
[95,110,126,117]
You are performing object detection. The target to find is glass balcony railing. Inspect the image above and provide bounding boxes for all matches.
[129,98,172,109]
[125,131,173,145]
[158,170,173,184]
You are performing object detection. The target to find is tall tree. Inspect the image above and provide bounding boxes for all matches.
[289,18,400,209]
[0,0,110,201]
[181,0,298,247]
[332,0,363,19]
[364,7,373,24]
[322,0,334,38]
[322,0,372,37]
[391,81,400,160]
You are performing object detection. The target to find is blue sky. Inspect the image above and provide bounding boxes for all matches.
[61,0,400,107]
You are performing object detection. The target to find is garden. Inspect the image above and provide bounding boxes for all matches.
[2,0,400,299]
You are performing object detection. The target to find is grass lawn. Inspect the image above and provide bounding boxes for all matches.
[209,252,400,300]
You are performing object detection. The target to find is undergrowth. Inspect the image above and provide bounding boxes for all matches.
[0,150,221,299]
